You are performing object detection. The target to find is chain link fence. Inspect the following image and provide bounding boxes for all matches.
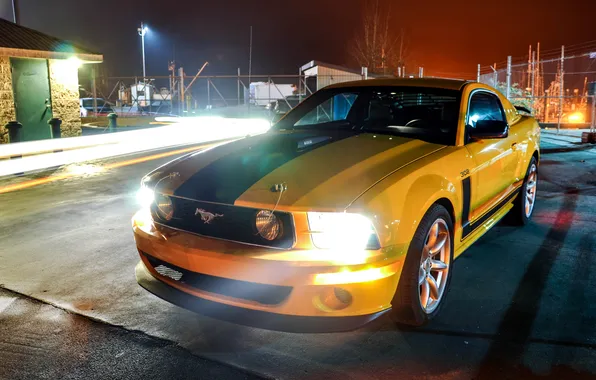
[79,73,372,121]
[478,50,596,131]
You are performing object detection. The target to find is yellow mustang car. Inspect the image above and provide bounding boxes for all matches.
[132,78,540,332]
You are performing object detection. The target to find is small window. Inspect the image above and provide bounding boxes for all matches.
[295,93,358,126]
[467,92,505,128]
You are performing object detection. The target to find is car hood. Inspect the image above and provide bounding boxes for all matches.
[146,130,445,211]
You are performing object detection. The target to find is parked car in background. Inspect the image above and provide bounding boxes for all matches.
[80,98,114,117]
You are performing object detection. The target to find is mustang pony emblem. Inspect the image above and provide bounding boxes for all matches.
[195,209,223,224]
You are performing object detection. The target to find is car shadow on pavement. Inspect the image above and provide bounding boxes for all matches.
[474,189,580,378]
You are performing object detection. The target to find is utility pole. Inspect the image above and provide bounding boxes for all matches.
[537,42,543,120]
[557,45,565,133]
[506,56,512,99]
[477,64,481,82]
[531,51,536,111]
[178,67,184,115]
[527,45,532,91]
[168,60,176,108]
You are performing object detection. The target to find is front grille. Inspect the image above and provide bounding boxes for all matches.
[152,198,295,249]
[144,254,292,305]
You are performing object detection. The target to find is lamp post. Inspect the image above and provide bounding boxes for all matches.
[12,0,18,24]
[137,22,148,80]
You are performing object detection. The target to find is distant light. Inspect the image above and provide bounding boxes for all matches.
[568,112,585,124]
[138,25,149,36]
[67,56,83,69]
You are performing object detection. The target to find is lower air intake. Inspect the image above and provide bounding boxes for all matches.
[144,253,292,305]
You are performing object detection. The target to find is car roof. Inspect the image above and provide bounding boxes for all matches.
[325,78,471,91]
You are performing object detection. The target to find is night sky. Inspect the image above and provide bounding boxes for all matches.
[5,0,596,79]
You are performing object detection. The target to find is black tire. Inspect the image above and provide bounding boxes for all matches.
[391,204,454,327]
[509,156,538,226]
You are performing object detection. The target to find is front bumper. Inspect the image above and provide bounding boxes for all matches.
[136,260,390,333]
[132,209,403,333]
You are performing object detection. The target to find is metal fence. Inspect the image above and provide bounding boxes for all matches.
[80,73,374,120]
[478,49,596,131]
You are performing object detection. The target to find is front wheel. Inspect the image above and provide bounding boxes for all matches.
[391,204,454,326]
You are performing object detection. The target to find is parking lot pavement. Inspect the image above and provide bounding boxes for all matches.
[0,139,595,379]
[540,128,596,154]
[0,288,263,380]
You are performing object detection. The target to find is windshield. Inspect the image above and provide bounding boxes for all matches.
[275,86,462,145]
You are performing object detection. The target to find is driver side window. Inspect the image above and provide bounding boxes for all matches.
[467,92,505,129]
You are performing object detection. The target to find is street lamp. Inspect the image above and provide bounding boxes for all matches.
[137,22,148,80]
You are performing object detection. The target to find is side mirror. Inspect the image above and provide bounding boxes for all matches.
[468,120,509,140]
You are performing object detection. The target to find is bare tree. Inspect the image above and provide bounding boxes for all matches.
[350,0,407,75]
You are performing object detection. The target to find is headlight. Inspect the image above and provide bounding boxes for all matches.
[155,194,174,221]
[307,212,380,250]
[137,185,154,208]
[255,210,282,241]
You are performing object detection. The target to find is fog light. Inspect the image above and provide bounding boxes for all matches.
[255,210,282,241]
[319,287,352,311]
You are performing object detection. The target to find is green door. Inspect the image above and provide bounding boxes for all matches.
[11,58,53,141]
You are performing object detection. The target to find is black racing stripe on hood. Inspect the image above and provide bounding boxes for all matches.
[173,130,358,204]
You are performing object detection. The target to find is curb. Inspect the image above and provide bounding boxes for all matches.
[540,145,596,154]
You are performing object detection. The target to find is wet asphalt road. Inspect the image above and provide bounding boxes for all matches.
[0,288,261,380]
[0,135,595,379]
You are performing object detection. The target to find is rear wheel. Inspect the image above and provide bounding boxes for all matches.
[509,157,538,225]
[391,204,454,326]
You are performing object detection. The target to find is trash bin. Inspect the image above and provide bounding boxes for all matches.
[48,118,62,138]
[107,113,118,132]
[5,121,23,143]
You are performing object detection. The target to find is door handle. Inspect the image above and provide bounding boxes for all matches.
[511,142,517,150]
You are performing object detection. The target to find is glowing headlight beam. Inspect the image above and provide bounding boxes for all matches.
[307,212,379,250]
[137,185,154,208]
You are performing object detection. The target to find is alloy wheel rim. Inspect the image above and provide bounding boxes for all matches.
[418,218,451,314]
[525,164,537,217]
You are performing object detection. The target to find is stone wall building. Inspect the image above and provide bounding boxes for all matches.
[0,18,102,143]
